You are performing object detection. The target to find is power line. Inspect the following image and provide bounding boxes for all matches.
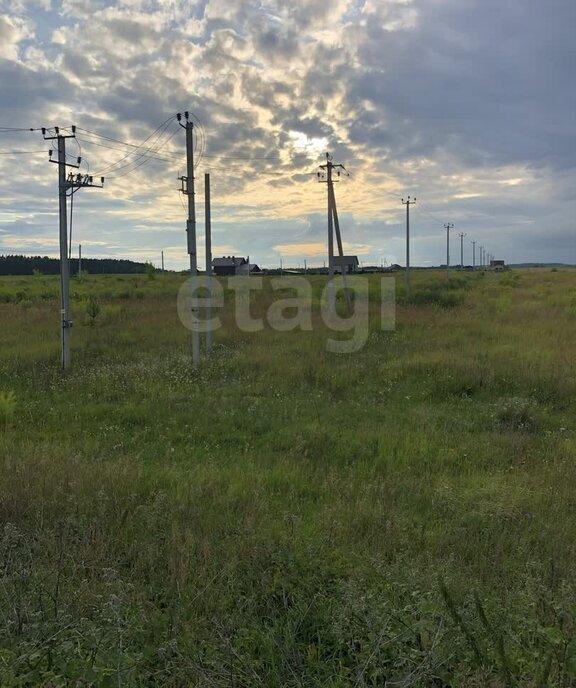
[0,127,42,132]
[0,149,48,155]
[93,116,178,176]
[77,136,180,164]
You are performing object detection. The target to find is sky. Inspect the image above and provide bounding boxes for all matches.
[0,0,574,269]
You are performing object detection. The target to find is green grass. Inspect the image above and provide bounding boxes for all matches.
[0,268,575,686]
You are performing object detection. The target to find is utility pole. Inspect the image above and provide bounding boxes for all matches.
[458,232,466,270]
[204,172,212,354]
[319,152,350,311]
[479,246,484,269]
[444,223,454,279]
[402,196,416,297]
[177,112,200,365]
[161,250,165,273]
[43,126,104,369]
[472,240,476,271]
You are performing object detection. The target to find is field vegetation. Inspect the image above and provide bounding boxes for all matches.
[0,268,575,686]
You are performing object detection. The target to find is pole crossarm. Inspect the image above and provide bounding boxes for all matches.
[41,125,77,140]
[66,172,105,189]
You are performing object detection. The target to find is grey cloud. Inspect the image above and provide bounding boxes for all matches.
[0,60,74,116]
[346,0,576,170]
[249,22,300,63]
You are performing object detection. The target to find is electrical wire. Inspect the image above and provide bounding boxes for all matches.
[88,115,178,177]
[94,120,176,176]
[0,149,48,154]
[0,127,41,132]
[105,125,182,179]
[76,136,180,164]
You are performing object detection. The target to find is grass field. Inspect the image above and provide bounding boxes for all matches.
[0,268,575,686]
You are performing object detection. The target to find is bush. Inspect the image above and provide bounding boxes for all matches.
[411,287,465,308]
[0,390,16,430]
[492,397,539,432]
[85,296,101,325]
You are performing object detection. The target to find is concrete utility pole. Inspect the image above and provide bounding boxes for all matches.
[319,152,350,311]
[177,112,200,365]
[479,246,484,269]
[204,172,212,354]
[444,223,454,279]
[472,240,476,271]
[43,126,103,369]
[458,232,466,270]
[161,250,165,273]
[402,196,416,297]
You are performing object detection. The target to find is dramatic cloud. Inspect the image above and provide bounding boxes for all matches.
[0,0,574,268]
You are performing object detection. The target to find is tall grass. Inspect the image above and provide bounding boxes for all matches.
[0,269,575,685]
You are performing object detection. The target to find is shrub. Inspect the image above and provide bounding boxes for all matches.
[492,397,539,432]
[411,287,465,308]
[85,296,101,325]
[0,390,16,430]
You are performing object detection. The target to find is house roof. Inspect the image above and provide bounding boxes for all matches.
[333,255,360,266]
[212,256,247,267]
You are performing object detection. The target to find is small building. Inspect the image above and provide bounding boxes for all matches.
[212,256,249,276]
[333,255,359,274]
[490,259,506,272]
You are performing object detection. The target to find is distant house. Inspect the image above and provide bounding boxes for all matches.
[212,256,249,276]
[490,259,506,272]
[333,255,359,274]
[249,263,261,274]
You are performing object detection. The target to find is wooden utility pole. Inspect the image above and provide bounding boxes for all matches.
[402,196,416,296]
[178,112,200,365]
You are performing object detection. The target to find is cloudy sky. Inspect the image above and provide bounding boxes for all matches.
[0,0,574,269]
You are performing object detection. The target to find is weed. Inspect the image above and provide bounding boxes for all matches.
[0,389,16,430]
[493,397,540,432]
[85,296,101,325]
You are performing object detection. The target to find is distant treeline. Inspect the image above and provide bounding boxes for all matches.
[0,255,151,276]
